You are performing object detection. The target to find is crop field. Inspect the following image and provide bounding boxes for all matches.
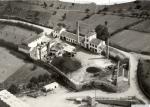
[0,47,25,83]
[0,46,52,88]
[110,30,150,53]
[0,23,38,45]
[83,14,140,34]
[4,63,52,88]
[130,20,150,33]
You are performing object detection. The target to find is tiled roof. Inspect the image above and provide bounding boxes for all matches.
[60,31,78,41]
[90,38,102,46]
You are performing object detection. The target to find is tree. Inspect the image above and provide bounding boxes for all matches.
[38,74,45,82]
[95,24,109,41]
[102,6,108,11]
[43,2,47,8]
[57,23,66,28]
[43,73,51,82]
[52,11,57,15]
[95,21,110,58]
[62,13,66,21]
[72,3,75,6]
[8,84,19,94]
[85,8,90,13]
[30,77,38,84]
[49,3,54,7]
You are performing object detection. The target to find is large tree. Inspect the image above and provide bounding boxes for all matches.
[95,21,110,58]
[95,24,109,41]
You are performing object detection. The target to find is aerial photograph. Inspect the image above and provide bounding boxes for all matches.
[0,0,150,107]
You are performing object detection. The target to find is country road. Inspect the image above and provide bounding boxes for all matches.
[0,18,150,104]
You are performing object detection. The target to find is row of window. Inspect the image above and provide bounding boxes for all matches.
[66,37,77,44]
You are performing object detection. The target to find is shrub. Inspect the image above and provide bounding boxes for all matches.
[85,8,90,13]
[52,11,57,15]
[86,67,102,73]
[8,84,20,94]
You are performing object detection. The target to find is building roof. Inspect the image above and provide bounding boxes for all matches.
[63,44,76,53]
[90,38,102,46]
[19,44,31,51]
[23,33,43,45]
[0,90,30,107]
[43,82,58,90]
[60,31,78,41]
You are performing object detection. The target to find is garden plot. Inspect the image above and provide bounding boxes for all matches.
[0,24,38,45]
[0,47,25,83]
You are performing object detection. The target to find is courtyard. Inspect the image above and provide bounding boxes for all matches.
[67,47,115,83]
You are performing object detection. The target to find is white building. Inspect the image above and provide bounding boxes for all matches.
[42,82,59,92]
[89,38,106,53]
[18,32,51,60]
[60,31,78,44]
[52,27,66,38]
[0,90,30,107]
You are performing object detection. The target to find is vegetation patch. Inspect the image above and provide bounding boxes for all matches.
[51,57,81,74]
[137,59,150,99]
[86,67,102,73]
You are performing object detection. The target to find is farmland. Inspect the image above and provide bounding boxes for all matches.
[0,47,25,83]
[4,63,52,89]
[0,46,52,89]
[83,14,140,35]
[130,20,150,33]
[110,30,150,54]
[0,22,38,45]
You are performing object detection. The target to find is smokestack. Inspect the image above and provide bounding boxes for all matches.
[77,21,80,44]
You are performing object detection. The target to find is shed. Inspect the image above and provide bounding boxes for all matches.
[42,82,59,92]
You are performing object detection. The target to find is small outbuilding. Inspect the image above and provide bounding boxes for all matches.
[42,82,59,92]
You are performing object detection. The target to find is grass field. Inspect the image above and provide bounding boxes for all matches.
[4,63,52,88]
[110,30,150,53]
[83,14,140,34]
[0,23,38,45]
[0,47,25,83]
[0,46,52,89]
[130,20,150,33]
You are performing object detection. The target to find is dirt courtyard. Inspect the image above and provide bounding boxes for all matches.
[68,48,114,83]
[0,47,25,83]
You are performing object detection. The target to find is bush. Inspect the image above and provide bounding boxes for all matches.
[8,84,20,94]
[85,8,90,13]
[86,67,102,73]
[51,57,81,74]
[52,11,57,15]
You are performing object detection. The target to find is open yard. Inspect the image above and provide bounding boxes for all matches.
[0,47,25,83]
[110,30,150,54]
[0,23,38,45]
[67,47,114,83]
